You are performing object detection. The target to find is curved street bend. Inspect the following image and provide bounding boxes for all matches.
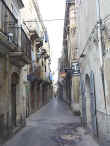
[4,98,99,146]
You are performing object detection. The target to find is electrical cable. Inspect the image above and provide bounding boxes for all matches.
[24,19,65,23]
[23,16,77,23]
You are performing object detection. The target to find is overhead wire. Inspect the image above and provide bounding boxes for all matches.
[23,16,76,23]
[23,1,76,23]
[24,19,65,23]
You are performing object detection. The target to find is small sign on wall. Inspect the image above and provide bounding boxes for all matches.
[71,61,80,76]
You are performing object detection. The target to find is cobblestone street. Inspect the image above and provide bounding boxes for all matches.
[3,98,99,146]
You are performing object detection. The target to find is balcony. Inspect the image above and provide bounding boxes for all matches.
[0,0,31,67]
[21,28,31,62]
[0,0,18,54]
[30,31,43,49]
[27,66,42,83]
[36,38,43,48]
[36,49,49,61]
[27,64,51,85]
[9,27,31,67]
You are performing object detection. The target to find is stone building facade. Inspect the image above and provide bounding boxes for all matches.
[0,0,52,142]
[22,0,53,113]
[58,0,80,114]
[0,0,32,140]
[76,0,110,145]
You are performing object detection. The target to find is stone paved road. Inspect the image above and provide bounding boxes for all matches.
[4,98,99,146]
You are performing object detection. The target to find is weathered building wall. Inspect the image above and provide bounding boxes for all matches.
[69,3,80,113]
[21,0,52,113]
[0,56,10,138]
[100,0,110,19]
[0,56,27,137]
[77,0,110,56]
[80,39,105,122]
[0,0,32,141]
[21,0,43,38]
[77,0,110,144]
[58,1,80,111]
[76,0,97,56]
[81,45,110,143]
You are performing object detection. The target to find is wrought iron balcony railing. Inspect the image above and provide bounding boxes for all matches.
[0,0,18,45]
[0,0,31,61]
[21,28,31,60]
[27,66,42,82]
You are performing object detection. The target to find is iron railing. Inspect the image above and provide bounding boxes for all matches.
[27,66,42,82]
[21,28,31,59]
[0,0,31,59]
[0,0,18,45]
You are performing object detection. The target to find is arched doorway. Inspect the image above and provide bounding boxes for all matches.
[90,71,98,136]
[11,72,19,127]
[85,72,98,136]
[85,74,91,128]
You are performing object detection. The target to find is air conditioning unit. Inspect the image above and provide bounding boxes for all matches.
[8,32,14,42]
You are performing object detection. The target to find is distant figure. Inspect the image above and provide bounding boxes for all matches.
[54,93,56,98]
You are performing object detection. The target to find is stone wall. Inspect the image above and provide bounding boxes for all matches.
[76,0,97,56]
[0,56,10,138]
[79,27,110,144]
[77,0,110,144]
[0,55,29,139]
[97,111,110,145]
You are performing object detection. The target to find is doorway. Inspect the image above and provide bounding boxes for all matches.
[90,71,98,136]
[85,72,98,136]
[11,72,19,127]
[85,74,91,128]
[81,80,87,127]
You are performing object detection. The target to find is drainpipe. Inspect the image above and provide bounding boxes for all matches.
[96,0,107,113]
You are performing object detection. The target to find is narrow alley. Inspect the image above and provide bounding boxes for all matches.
[1,0,110,146]
[4,98,99,146]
